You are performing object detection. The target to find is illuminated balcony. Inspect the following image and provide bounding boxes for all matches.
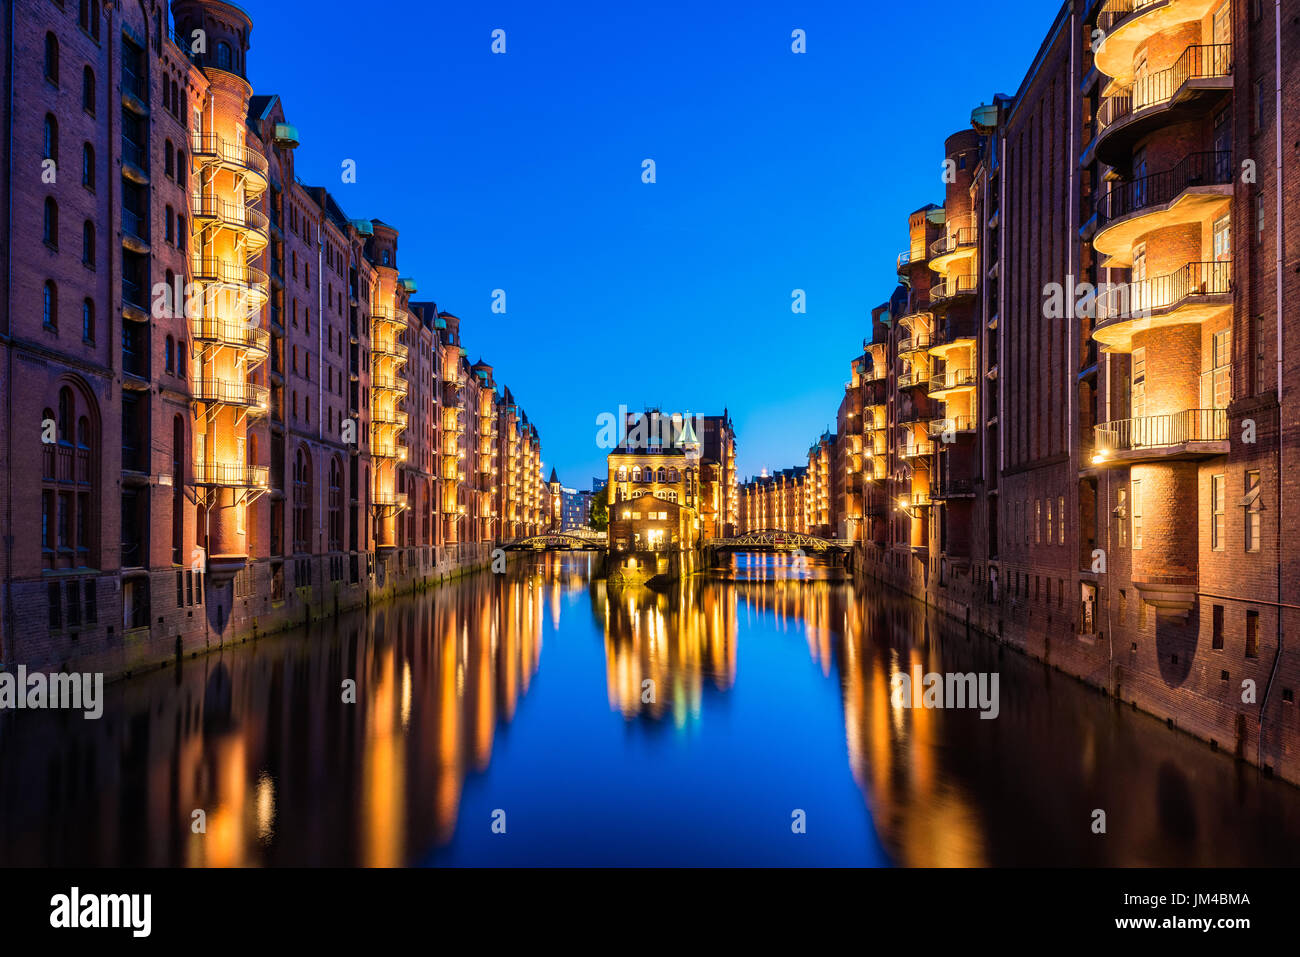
[372,437,408,460]
[928,367,978,397]
[371,409,409,429]
[900,441,935,459]
[372,491,408,510]
[898,332,933,356]
[190,193,269,251]
[1093,260,1231,352]
[928,227,978,275]
[927,415,976,437]
[191,258,269,306]
[189,133,269,194]
[371,306,407,334]
[1094,0,1226,86]
[1093,151,1232,264]
[897,246,927,273]
[930,274,978,302]
[193,462,269,489]
[190,315,269,358]
[372,340,409,363]
[1093,407,1228,462]
[371,372,408,396]
[897,371,928,391]
[1093,44,1232,168]
[191,377,270,411]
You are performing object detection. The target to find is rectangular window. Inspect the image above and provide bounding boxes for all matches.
[1245,470,1262,552]
[66,581,81,627]
[48,581,61,629]
[1035,500,1041,544]
[1131,347,1147,419]
[84,580,96,623]
[1058,495,1066,544]
[1256,315,1267,395]
[1213,214,1231,262]
[1212,605,1224,649]
[1131,479,1142,549]
[1117,488,1128,547]
[1258,193,1266,246]
[1246,610,1260,658]
[1212,473,1226,550]
[1256,78,1268,131]
[1046,499,1053,545]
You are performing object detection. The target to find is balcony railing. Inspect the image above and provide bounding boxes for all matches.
[1097,44,1233,133]
[929,368,977,392]
[1097,0,1169,36]
[121,67,148,103]
[191,377,270,409]
[900,440,935,458]
[372,438,408,460]
[190,193,269,234]
[898,332,933,355]
[193,463,269,488]
[372,410,409,428]
[372,373,409,395]
[191,258,269,292]
[122,138,148,172]
[1096,260,1231,322]
[930,274,978,301]
[190,316,269,354]
[929,227,978,260]
[1094,408,1228,453]
[122,207,149,244]
[928,415,977,437]
[190,133,269,178]
[897,371,928,390]
[1098,150,1233,225]
[373,491,408,509]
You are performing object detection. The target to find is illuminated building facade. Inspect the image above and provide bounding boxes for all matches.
[0,0,544,675]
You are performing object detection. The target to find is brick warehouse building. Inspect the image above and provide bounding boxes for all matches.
[760,0,1300,785]
[0,0,546,677]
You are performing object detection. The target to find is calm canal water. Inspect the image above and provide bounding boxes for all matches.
[3,552,1300,866]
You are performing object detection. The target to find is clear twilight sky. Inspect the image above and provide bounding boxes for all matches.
[237,0,1056,490]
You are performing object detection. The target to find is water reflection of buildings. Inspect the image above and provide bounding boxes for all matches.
[597,578,737,728]
[0,557,564,866]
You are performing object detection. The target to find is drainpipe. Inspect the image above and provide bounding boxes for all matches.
[317,217,324,560]
[3,0,15,664]
[1259,0,1285,767]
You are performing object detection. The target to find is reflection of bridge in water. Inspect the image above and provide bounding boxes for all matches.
[704,529,854,561]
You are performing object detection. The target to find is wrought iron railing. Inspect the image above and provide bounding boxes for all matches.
[929,226,978,259]
[1098,151,1232,224]
[1094,407,1228,452]
[1097,260,1231,321]
[1098,44,1232,132]
[193,463,269,487]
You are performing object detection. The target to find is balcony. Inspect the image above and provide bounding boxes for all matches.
[190,315,270,357]
[930,274,978,302]
[1093,407,1228,462]
[897,248,926,273]
[372,340,409,363]
[898,332,933,356]
[372,409,409,429]
[190,133,269,194]
[1094,151,1232,263]
[929,227,978,274]
[373,491,408,510]
[191,377,270,411]
[372,438,408,460]
[371,373,409,396]
[897,371,929,391]
[121,207,150,254]
[1095,0,1226,86]
[372,306,406,334]
[929,367,978,397]
[927,415,977,438]
[193,463,270,488]
[190,193,270,251]
[191,258,269,305]
[1093,44,1232,168]
[1093,260,1231,352]
[121,139,149,184]
[900,441,935,459]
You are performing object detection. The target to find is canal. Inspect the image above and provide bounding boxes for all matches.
[3,552,1300,866]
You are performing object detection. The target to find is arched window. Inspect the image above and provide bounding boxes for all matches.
[44,33,58,84]
[164,140,174,177]
[668,469,679,482]
[43,114,57,161]
[617,466,627,482]
[163,269,176,317]
[81,221,94,267]
[170,81,179,117]
[79,1,101,41]
[176,150,186,188]
[215,41,232,71]
[177,338,187,379]
[43,280,57,329]
[657,467,667,483]
[164,335,174,373]
[153,11,162,51]
[43,197,57,246]
[81,299,94,342]
[82,66,95,114]
[631,466,642,482]
[81,143,94,189]
[42,380,98,569]
[328,457,343,552]
[292,447,312,553]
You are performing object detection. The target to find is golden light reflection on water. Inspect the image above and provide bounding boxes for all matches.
[5,551,1300,866]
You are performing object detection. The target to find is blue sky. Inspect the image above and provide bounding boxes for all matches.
[239,0,1056,489]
